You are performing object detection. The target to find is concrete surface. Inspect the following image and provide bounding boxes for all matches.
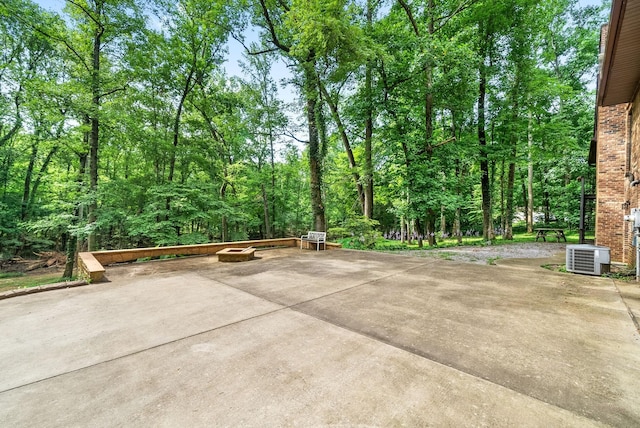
[1,248,640,427]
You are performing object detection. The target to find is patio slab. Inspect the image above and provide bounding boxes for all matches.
[1,247,639,426]
[0,272,282,392]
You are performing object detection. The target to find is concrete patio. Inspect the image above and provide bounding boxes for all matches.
[1,248,639,427]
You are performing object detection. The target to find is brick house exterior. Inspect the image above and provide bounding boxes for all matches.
[594,0,640,264]
[595,103,629,262]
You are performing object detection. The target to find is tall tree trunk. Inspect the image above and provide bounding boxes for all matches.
[455,159,463,245]
[478,80,492,240]
[64,152,88,279]
[220,181,228,242]
[77,116,91,252]
[364,63,374,218]
[426,209,437,246]
[424,0,435,151]
[363,0,375,219]
[166,67,196,236]
[320,83,364,211]
[257,2,325,231]
[544,190,550,223]
[505,157,516,239]
[62,231,77,279]
[527,112,534,232]
[416,218,423,248]
[500,159,506,235]
[269,128,276,238]
[521,172,528,229]
[87,13,104,252]
[0,93,21,149]
[303,61,325,231]
[168,67,195,184]
[21,138,38,221]
[454,207,462,244]
[504,97,518,239]
[397,0,436,246]
[423,0,437,247]
[504,64,523,240]
[261,183,271,239]
[26,145,58,219]
[478,24,492,242]
[453,115,463,245]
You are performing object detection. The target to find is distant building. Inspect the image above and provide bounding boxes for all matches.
[593,0,640,264]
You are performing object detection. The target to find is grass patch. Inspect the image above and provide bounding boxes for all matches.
[542,263,563,272]
[487,256,501,265]
[0,272,70,293]
[603,266,636,281]
[0,272,25,279]
[370,228,585,252]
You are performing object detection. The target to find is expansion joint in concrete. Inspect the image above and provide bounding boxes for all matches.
[612,279,640,333]
[0,306,286,396]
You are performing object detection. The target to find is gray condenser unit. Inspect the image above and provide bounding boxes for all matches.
[566,244,611,276]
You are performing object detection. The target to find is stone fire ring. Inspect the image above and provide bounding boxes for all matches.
[216,247,256,262]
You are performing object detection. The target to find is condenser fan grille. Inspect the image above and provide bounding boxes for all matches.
[571,249,595,271]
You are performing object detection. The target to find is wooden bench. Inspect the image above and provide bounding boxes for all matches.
[535,228,567,242]
[216,247,256,262]
[300,231,326,251]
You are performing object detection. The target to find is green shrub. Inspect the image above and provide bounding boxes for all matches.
[335,217,380,249]
[327,227,349,241]
[373,239,407,250]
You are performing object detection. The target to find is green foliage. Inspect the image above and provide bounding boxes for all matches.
[326,227,349,241]
[0,0,605,256]
[0,272,74,293]
[334,216,380,249]
[372,239,407,251]
[0,272,24,280]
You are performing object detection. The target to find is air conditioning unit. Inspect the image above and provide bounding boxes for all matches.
[566,244,610,276]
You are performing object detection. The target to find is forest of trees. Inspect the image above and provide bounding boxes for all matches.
[0,0,606,270]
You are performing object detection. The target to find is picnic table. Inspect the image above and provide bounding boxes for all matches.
[534,228,567,242]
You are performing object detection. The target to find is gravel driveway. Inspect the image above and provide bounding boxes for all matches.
[385,242,566,264]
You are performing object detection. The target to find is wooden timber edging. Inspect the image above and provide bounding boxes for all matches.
[0,280,88,301]
[78,238,342,282]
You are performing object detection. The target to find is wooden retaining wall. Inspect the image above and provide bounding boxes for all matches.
[78,238,341,282]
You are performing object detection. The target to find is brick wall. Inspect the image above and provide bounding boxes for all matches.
[596,103,629,262]
[624,91,640,264]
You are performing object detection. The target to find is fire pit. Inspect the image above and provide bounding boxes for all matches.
[216,247,255,262]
